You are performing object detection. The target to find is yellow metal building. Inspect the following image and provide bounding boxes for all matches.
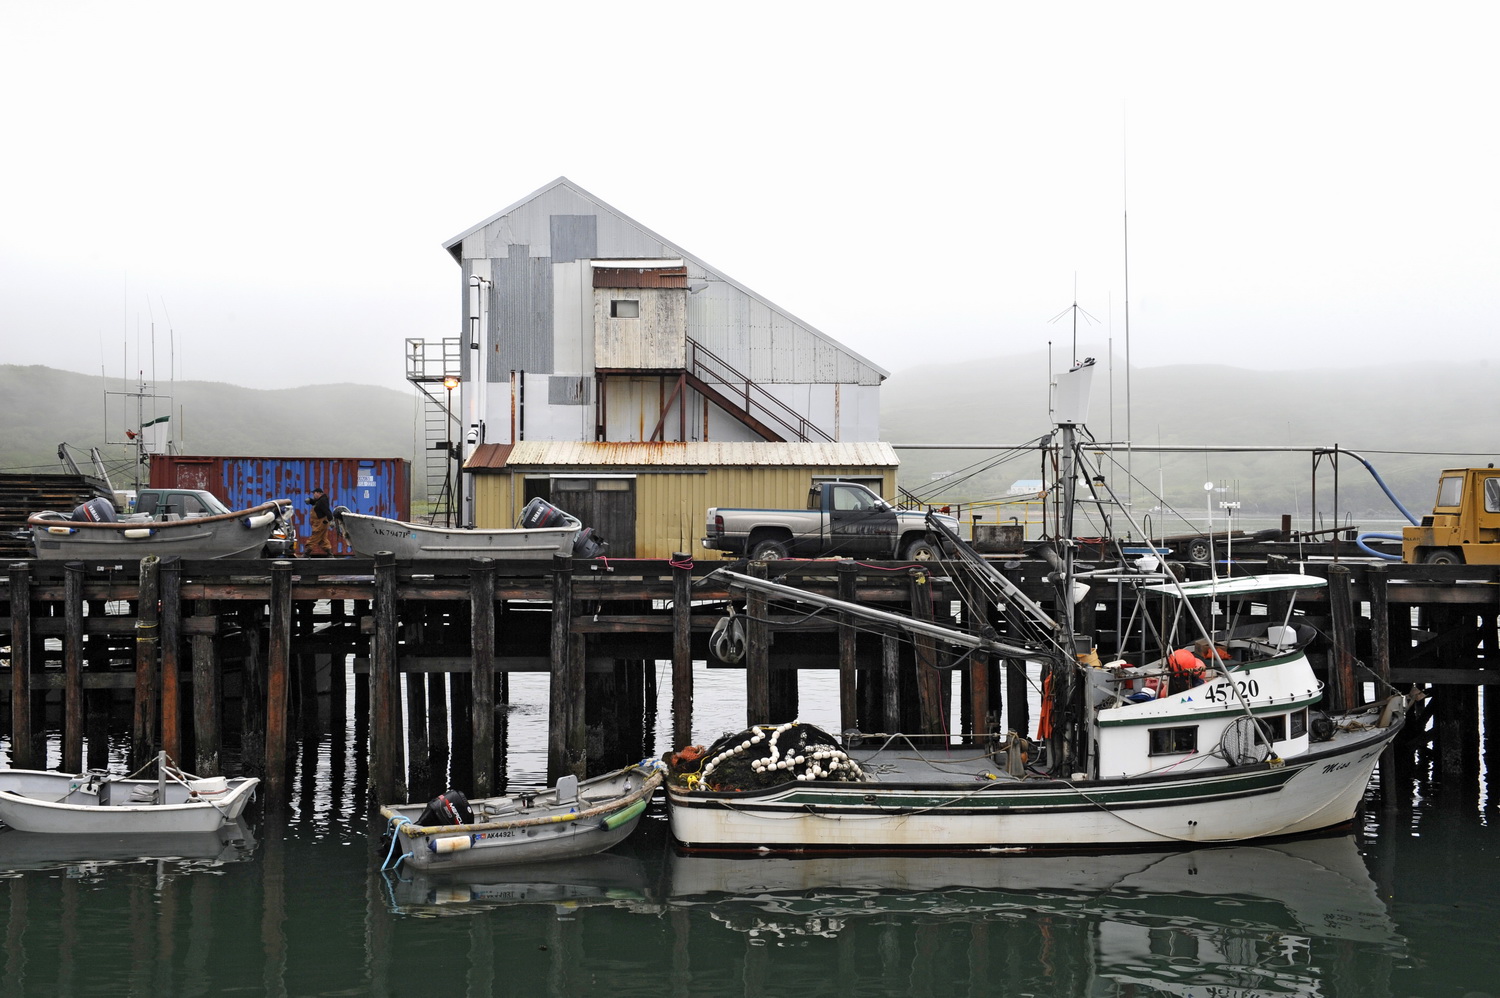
[467,441,900,559]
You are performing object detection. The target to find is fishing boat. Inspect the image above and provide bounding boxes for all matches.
[665,359,1419,852]
[335,497,605,560]
[27,495,291,561]
[0,753,259,834]
[378,760,664,872]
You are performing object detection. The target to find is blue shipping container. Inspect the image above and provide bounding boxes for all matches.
[149,455,411,557]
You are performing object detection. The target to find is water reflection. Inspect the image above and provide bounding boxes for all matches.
[372,826,1404,997]
[0,820,257,876]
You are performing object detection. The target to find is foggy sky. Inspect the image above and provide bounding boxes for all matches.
[3,2,1496,395]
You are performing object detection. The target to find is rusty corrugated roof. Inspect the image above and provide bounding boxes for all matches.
[490,440,898,469]
[466,443,516,470]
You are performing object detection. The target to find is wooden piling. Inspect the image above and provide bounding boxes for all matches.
[132,556,160,771]
[371,552,401,803]
[837,561,859,734]
[470,558,496,797]
[191,599,222,776]
[63,562,84,773]
[8,562,34,768]
[746,561,770,724]
[909,568,943,734]
[671,553,693,751]
[881,634,900,732]
[1367,562,1391,685]
[160,557,183,763]
[547,553,585,782]
[1327,564,1357,711]
[266,560,293,800]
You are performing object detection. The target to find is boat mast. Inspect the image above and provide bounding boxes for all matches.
[1048,358,1097,775]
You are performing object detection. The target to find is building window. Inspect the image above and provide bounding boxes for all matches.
[1148,726,1199,756]
[611,299,640,318]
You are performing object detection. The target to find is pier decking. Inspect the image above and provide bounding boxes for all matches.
[2,554,1495,806]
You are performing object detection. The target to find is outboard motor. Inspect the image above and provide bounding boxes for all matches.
[71,497,118,523]
[573,527,609,559]
[414,789,473,826]
[519,497,569,529]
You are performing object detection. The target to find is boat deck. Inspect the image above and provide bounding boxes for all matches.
[847,738,1013,783]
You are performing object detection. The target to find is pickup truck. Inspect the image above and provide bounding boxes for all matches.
[702,481,958,561]
[128,488,294,557]
[1402,466,1500,565]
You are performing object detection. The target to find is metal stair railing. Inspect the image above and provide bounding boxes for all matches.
[686,338,835,443]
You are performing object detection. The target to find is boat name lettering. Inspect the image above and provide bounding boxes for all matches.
[1321,760,1354,774]
[475,830,517,841]
[1202,679,1260,704]
[372,527,414,539]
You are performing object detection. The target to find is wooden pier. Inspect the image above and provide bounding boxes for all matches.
[2,554,1496,806]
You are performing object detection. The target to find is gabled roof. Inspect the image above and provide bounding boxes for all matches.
[442,176,888,378]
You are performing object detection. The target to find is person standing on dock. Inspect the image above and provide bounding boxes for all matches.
[306,487,334,556]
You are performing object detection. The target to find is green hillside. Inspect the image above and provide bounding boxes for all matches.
[0,365,422,487]
[6,356,1496,531]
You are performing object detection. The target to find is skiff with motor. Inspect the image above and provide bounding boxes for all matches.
[27,496,291,561]
[665,359,1418,852]
[335,497,605,560]
[379,760,664,872]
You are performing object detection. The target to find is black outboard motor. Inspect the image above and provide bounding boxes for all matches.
[520,497,569,529]
[71,497,117,523]
[573,527,609,559]
[415,789,474,826]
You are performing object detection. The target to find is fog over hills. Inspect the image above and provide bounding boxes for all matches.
[6,356,1496,525]
[881,349,1498,521]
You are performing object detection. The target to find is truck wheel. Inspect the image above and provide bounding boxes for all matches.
[1423,549,1462,565]
[1186,537,1212,563]
[902,537,940,561]
[749,538,790,562]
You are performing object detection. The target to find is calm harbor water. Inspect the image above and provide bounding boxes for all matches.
[1,663,1496,998]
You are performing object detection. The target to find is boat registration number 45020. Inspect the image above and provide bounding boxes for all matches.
[1202,679,1261,704]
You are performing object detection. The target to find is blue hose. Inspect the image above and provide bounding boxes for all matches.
[1356,532,1404,561]
[1345,450,1421,525]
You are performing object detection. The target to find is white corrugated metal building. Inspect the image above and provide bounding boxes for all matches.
[439,177,901,553]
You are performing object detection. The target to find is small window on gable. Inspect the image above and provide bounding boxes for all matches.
[1148,726,1198,756]
[611,299,639,318]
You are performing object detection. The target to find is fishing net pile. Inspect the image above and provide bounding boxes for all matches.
[667,722,869,791]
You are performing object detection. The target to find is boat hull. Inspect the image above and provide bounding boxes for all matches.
[336,508,580,560]
[28,502,289,561]
[667,718,1400,852]
[0,771,259,834]
[381,763,663,872]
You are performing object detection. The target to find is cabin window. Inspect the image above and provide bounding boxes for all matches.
[1436,475,1463,507]
[1486,477,1500,513]
[611,299,639,318]
[1289,708,1308,739]
[1148,726,1198,756]
[1260,714,1288,742]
